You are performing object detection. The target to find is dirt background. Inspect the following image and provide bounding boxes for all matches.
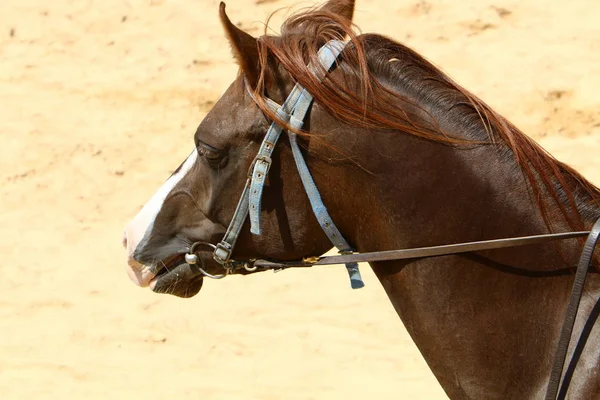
[2,0,600,399]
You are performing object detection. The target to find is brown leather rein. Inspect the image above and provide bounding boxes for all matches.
[191,220,600,399]
[250,230,590,268]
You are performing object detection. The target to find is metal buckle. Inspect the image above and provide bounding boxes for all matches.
[247,154,273,179]
[254,155,272,175]
[214,242,232,264]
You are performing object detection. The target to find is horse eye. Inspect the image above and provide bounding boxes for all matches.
[196,142,222,163]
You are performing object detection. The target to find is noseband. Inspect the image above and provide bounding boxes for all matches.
[182,40,600,399]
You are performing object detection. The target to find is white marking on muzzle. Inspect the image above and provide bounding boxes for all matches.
[123,150,198,287]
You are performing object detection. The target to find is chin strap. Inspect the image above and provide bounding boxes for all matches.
[213,39,364,289]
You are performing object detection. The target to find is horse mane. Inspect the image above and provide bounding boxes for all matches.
[252,6,600,233]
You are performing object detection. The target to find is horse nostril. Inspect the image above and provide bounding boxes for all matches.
[122,230,128,249]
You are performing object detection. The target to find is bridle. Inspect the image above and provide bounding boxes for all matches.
[182,40,600,400]
[186,40,365,288]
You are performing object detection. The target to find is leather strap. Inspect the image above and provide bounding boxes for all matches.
[214,180,251,263]
[288,127,364,288]
[248,107,291,235]
[251,230,590,268]
[545,218,600,400]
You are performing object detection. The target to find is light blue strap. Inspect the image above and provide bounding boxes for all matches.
[283,41,365,289]
[249,107,290,235]
[249,90,304,234]
[214,180,251,263]
[288,131,364,289]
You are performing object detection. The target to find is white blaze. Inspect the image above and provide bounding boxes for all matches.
[123,150,198,286]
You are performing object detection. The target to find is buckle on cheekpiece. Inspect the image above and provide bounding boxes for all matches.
[254,155,272,174]
[214,242,233,264]
[247,154,272,178]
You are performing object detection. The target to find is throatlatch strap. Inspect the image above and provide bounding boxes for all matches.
[288,131,364,288]
[280,41,364,288]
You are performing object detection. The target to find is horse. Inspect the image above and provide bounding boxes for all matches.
[121,1,600,398]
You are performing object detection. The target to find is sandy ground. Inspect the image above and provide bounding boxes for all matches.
[2,0,600,399]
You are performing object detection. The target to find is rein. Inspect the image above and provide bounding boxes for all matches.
[181,40,600,399]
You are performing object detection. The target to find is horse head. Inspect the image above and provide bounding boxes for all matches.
[122,0,357,297]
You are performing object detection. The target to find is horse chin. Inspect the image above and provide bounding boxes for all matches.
[149,262,204,298]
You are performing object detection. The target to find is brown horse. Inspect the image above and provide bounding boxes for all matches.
[122,1,600,398]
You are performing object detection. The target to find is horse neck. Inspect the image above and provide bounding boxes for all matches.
[306,58,600,265]
[307,91,600,399]
[312,115,586,265]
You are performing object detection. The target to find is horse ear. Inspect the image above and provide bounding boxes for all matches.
[320,0,355,23]
[219,2,260,87]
